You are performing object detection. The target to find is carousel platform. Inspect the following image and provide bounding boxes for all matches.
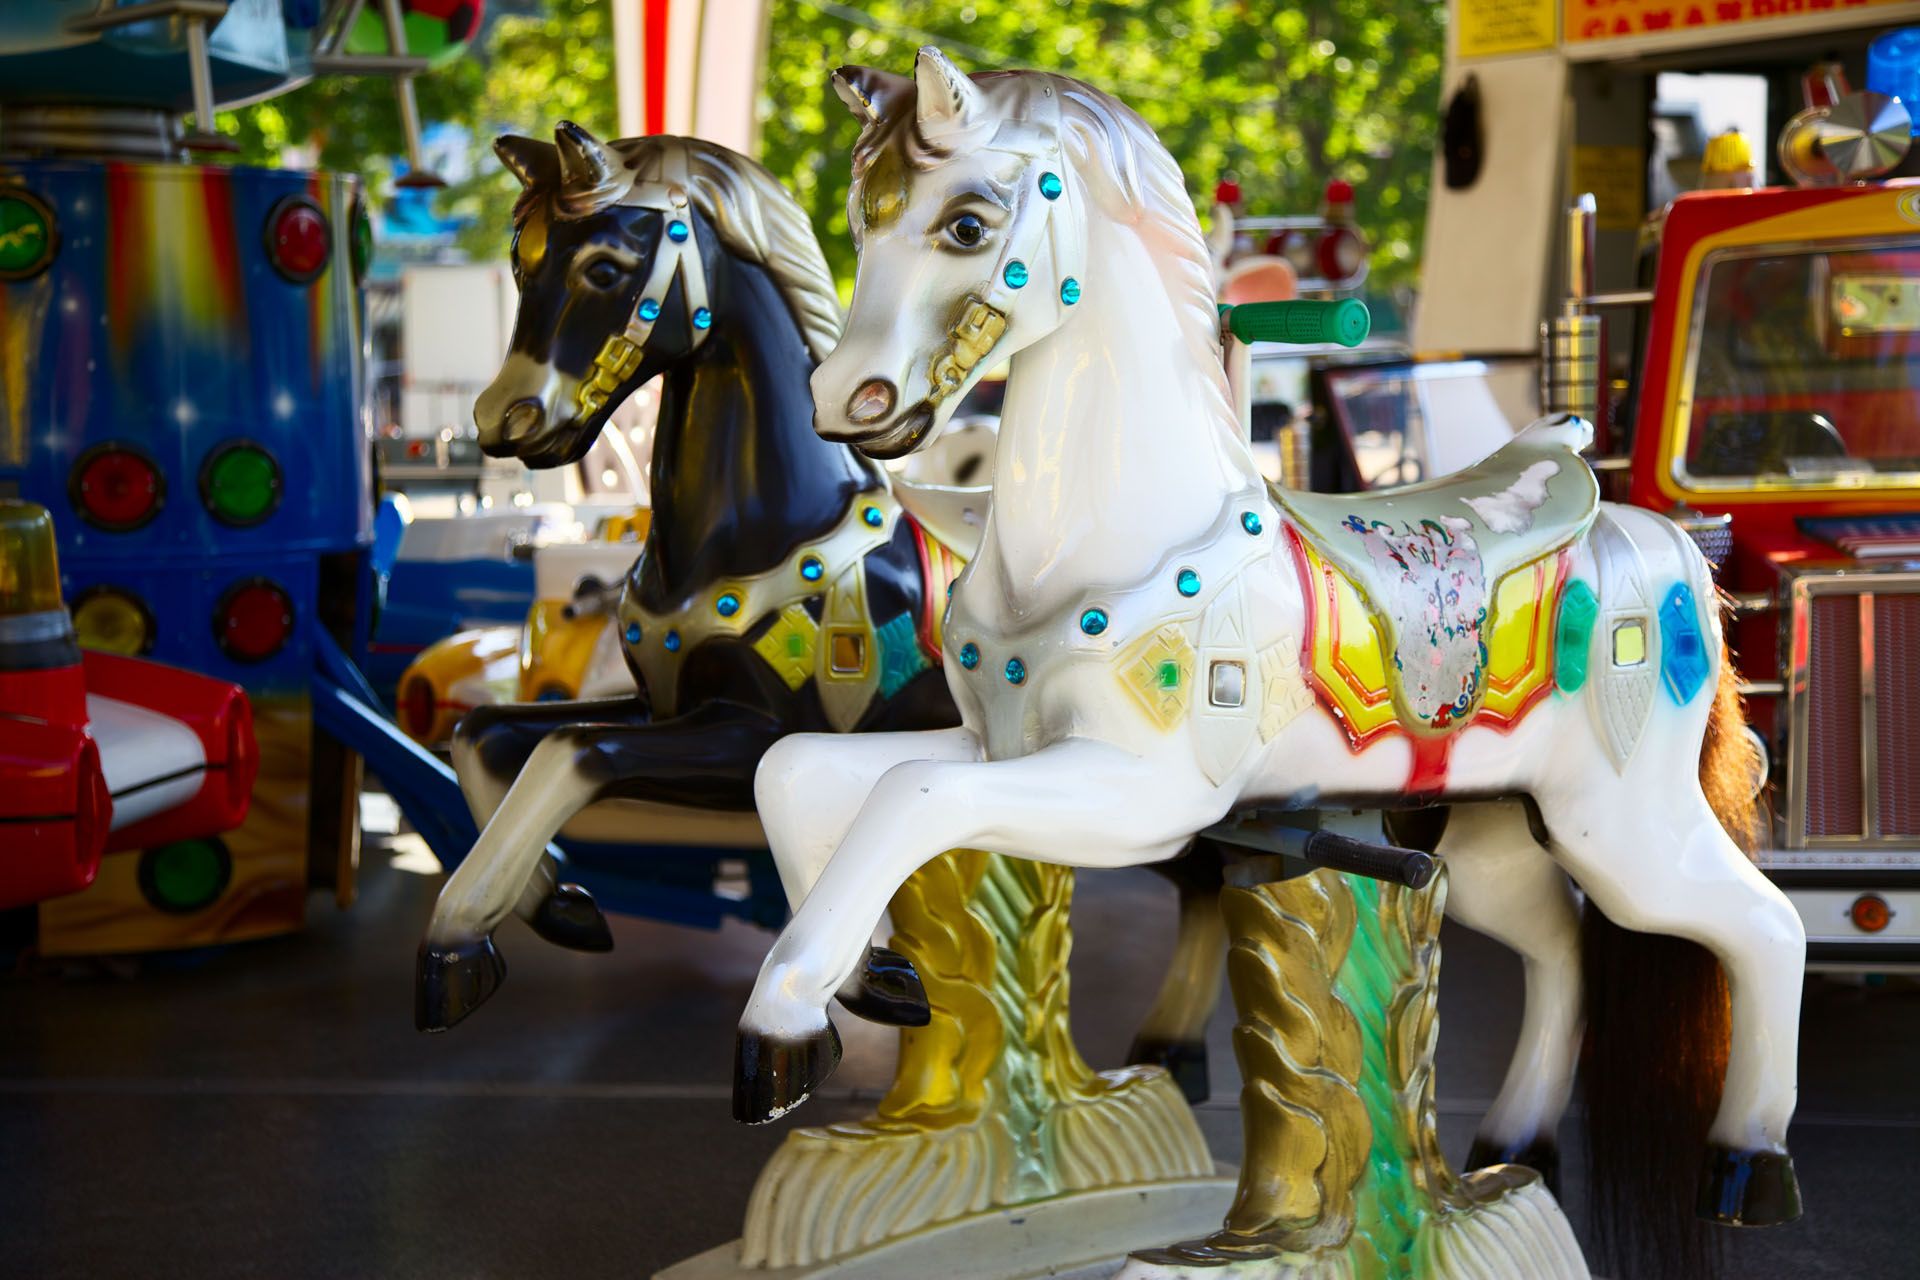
[0,801,1912,1278]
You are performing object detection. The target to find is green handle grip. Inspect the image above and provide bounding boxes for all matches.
[1225,298,1371,348]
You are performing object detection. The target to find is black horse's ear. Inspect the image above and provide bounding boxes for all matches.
[496,134,560,190]
[832,65,912,125]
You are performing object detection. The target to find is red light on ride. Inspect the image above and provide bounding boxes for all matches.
[214,579,294,663]
[1849,894,1893,933]
[266,196,331,283]
[69,444,164,532]
[400,674,438,740]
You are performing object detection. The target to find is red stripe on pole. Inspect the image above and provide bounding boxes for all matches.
[644,0,670,135]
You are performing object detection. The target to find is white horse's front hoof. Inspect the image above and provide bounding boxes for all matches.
[733,1016,842,1124]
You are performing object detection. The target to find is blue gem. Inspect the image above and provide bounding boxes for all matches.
[623,621,642,645]
[667,219,689,242]
[876,613,930,698]
[664,629,682,653]
[1060,277,1081,306]
[1242,510,1263,535]
[1003,260,1029,289]
[1004,657,1027,685]
[692,307,712,330]
[1176,568,1202,597]
[800,556,824,582]
[1080,607,1108,636]
[958,642,980,670]
[638,298,661,322]
[1038,171,1063,200]
[862,505,884,528]
[716,592,740,617]
[1659,583,1710,705]
[946,580,955,596]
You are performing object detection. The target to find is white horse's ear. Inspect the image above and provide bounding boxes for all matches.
[495,135,559,190]
[833,65,911,125]
[915,46,982,131]
[554,120,618,196]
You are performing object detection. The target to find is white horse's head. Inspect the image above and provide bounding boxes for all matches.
[815,48,1115,459]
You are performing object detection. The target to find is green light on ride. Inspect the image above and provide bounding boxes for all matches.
[144,839,229,913]
[203,444,281,525]
[0,191,56,281]
[350,201,375,280]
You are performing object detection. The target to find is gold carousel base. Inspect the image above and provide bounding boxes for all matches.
[656,1171,1239,1280]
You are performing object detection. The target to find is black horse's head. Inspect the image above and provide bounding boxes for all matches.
[473,124,725,468]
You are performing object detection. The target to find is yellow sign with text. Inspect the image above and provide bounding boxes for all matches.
[1566,0,1909,45]
[1571,145,1646,231]
[1460,0,1559,56]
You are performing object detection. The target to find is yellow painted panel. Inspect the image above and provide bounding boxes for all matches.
[1482,556,1559,721]
[1302,543,1398,743]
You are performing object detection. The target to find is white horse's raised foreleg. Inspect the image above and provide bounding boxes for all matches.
[1440,800,1582,1192]
[736,737,1224,1121]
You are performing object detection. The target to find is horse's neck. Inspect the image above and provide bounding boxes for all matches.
[643,260,880,606]
[983,221,1255,616]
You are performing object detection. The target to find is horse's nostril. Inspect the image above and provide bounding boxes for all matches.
[502,400,543,442]
[847,379,896,425]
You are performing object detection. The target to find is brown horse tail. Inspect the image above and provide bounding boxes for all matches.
[1581,637,1756,1280]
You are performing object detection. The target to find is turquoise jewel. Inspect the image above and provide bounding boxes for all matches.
[692,307,712,330]
[800,556,824,582]
[1003,260,1029,289]
[667,219,689,242]
[1060,277,1081,306]
[716,592,740,617]
[623,621,642,645]
[1242,510,1262,535]
[1004,657,1027,685]
[638,298,661,322]
[1176,568,1201,597]
[959,642,980,670]
[862,505,884,528]
[1080,607,1108,636]
[664,629,682,652]
[1038,171,1063,200]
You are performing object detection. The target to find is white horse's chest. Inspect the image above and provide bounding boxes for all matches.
[942,492,1313,779]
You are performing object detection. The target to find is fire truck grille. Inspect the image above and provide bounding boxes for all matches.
[1804,594,1863,840]
[1800,588,1920,843]
[1874,594,1920,838]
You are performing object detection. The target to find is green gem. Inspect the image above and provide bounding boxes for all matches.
[148,839,227,910]
[787,633,806,658]
[1157,660,1180,689]
[0,194,53,278]
[205,445,280,524]
[1555,579,1600,692]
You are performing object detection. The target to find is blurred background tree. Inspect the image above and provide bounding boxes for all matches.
[226,0,1445,286]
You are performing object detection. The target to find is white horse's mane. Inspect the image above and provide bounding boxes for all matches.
[527,135,844,366]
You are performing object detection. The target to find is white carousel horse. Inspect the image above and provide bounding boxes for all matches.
[735,48,1805,1246]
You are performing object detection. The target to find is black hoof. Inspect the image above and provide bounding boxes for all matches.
[1466,1134,1560,1197]
[415,936,507,1032]
[525,883,614,953]
[835,947,931,1027]
[732,1019,842,1124]
[1697,1145,1802,1226]
[1128,1036,1211,1104]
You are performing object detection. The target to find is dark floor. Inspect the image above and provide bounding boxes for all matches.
[1,828,1916,1279]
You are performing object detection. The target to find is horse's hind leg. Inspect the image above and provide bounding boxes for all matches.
[1540,783,1805,1226]
[418,701,783,1032]
[1127,838,1226,1104]
[1437,800,1582,1195]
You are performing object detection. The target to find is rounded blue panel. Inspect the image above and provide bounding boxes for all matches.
[716,592,740,617]
[1004,657,1027,685]
[800,556,824,582]
[1870,28,1920,134]
[667,220,689,242]
[862,505,884,528]
[1176,568,1201,597]
[1003,260,1029,289]
[638,298,661,322]
[692,307,712,330]
[958,642,980,670]
[1242,510,1263,536]
[623,621,642,645]
[1079,607,1108,636]
[1038,171,1063,200]
[1060,277,1081,306]
[664,629,682,652]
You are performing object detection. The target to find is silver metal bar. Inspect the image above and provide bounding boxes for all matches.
[1575,289,1656,309]
[375,0,438,186]
[1861,593,1879,841]
[66,0,229,32]
[317,0,369,56]
[1728,591,1774,614]
[1589,456,1632,472]
[311,54,433,74]
[183,16,216,132]
[1739,679,1785,697]
[1564,193,1596,308]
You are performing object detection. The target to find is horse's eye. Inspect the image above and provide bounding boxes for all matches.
[947,214,986,248]
[584,259,622,289]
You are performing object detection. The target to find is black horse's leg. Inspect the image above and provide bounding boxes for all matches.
[1127,838,1227,1103]
[418,700,783,1031]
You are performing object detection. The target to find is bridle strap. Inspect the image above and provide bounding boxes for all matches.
[619,145,712,351]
